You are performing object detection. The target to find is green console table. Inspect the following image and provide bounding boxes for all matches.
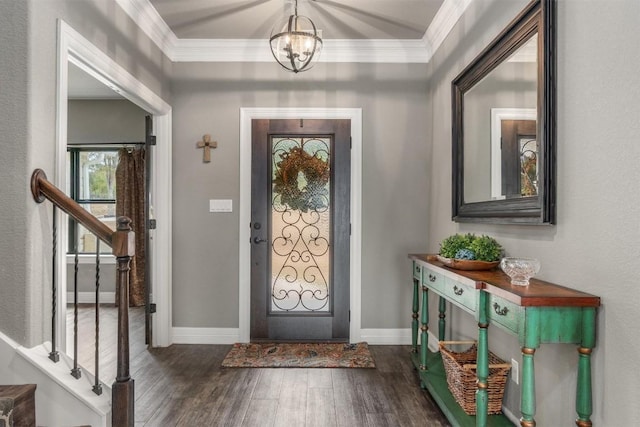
[409,254,600,427]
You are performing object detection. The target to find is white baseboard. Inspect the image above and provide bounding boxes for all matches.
[169,327,440,349]
[360,328,412,345]
[358,328,440,351]
[501,405,520,425]
[172,327,239,345]
[66,292,115,304]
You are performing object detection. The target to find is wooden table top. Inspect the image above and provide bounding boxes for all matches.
[409,254,600,308]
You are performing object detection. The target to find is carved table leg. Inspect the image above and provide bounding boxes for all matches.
[521,347,537,427]
[412,277,419,354]
[420,285,429,371]
[521,309,540,427]
[476,290,489,427]
[438,296,446,341]
[576,308,596,427]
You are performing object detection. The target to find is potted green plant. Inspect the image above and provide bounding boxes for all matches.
[437,233,502,270]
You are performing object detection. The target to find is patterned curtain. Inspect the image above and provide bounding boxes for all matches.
[115,147,146,307]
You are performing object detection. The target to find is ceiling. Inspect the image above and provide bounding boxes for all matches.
[70,0,470,97]
[68,63,124,99]
[149,0,444,40]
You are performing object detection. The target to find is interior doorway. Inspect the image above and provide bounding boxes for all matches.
[64,68,154,381]
[56,20,173,351]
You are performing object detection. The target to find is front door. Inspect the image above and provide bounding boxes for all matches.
[501,119,537,198]
[250,119,350,341]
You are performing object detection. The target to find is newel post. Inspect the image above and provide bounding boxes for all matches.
[112,217,135,427]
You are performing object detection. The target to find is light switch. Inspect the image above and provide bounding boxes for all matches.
[209,199,232,212]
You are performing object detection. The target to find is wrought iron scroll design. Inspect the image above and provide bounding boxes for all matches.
[271,137,331,312]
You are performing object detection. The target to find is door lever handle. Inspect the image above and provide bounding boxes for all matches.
[253,237,267,244]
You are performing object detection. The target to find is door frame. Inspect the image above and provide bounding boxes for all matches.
[490,108,537,199]
[56,20,173,347]
[239,108,362,343]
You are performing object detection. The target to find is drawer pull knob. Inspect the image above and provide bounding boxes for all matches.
[429,274,437,282]
[453,286,464,296]
[493,302,509,316]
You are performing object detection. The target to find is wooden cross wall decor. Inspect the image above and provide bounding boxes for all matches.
[196,134,217,163]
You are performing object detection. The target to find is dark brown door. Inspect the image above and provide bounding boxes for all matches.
[501,119,537,198]
[250,119,350,341]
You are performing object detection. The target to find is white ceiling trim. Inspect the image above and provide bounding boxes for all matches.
[115,0,474,64]
[423,0,475,58]
[114,0,177,55]
[172,38,431,63]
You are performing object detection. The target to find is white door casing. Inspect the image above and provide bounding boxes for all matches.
[56,20,173,347]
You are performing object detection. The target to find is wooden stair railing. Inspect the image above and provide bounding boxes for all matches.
[30,169,135,427]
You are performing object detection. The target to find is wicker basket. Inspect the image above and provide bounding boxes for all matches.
[439,341,511,415]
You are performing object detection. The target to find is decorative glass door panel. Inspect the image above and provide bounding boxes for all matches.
[271,137,331,313]
[520,137,538,196]
[251,118,350,341]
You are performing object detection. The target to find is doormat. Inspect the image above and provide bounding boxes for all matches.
[221,342,376,368]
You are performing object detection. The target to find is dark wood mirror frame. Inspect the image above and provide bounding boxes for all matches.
[452,0,556,224]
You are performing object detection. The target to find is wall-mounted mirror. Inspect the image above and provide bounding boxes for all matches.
[452,0,556,224]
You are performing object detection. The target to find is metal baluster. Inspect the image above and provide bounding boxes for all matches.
[93,239,102,395]
[49,206,60,362]
[70,243,81,379]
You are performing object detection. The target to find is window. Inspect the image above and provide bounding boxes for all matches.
[67,148,119,254]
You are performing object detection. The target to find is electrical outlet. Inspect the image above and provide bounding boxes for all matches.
[511,358,519,384]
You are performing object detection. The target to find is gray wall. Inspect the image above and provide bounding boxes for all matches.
[0,0,171,346]
[171,62,430,328]
[68,99,148,144]
[0,0,30,345]
[426,0,640,424]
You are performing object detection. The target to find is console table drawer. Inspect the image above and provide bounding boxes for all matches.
[488,294,523,334]
[443,278,476,313]
[413,261,422,280]
[422,268,446,294]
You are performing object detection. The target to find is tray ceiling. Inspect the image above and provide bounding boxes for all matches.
[149,0,444,40]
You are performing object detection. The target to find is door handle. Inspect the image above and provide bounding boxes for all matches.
[253,237,267,244]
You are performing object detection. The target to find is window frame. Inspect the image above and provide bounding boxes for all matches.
[66,146,120,254]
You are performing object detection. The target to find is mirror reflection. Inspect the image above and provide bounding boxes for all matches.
[452,0,555,224]
[463,34,538,203]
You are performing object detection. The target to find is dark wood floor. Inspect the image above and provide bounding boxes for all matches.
[68,306,451,426]
[66,304,147,383]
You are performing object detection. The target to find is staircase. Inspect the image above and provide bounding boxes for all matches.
[0,385,36,427]
[24,169,136,426]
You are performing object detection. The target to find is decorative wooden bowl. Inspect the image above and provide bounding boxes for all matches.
[436,255,500,271]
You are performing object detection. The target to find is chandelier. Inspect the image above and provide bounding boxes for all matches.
[269,0,323,73]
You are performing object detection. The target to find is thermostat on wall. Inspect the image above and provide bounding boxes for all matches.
[209,199,232,213]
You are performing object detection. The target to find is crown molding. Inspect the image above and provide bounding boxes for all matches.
[114,0,178,57]
[423,0,475,58]
[172,38,430,63]
[115,0,475,64]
